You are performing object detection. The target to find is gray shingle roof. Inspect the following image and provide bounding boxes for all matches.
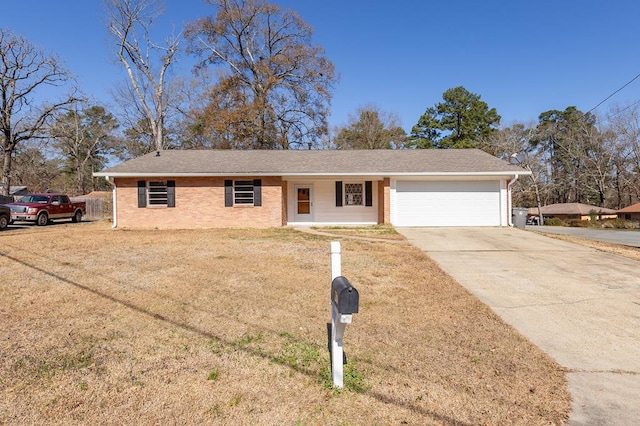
[530,203,617,215]
[95,149,529,177]
[617,202,640,213]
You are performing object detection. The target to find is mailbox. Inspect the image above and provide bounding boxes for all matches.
[331,276,359,314]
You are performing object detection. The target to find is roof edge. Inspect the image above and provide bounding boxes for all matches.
[94,171,530,178]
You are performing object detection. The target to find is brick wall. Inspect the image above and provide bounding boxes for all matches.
[114,176,283,229]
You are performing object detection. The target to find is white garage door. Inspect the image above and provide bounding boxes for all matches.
[394,180,501,226]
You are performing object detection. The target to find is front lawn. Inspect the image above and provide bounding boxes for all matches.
[0,222,569,425]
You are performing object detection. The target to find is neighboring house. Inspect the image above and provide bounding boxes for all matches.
[529,203,617,221]
[10,186,28,196]
[617,202,640,221]
[93,149,529,229]
[0,185,28,204]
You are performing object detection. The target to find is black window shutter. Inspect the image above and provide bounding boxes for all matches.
[365,181,372,207]
[137,180,146,208]
[253,179,262,206]
[335,181,343,207]
[167,180,175,208]
[224,180,233,207]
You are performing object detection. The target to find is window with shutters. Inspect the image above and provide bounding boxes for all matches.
[138,180,175,208]
[335,180,372,207]
[224,179,261,207]
[344,183,363,206]
[234,180,255,205]
[148,181,168,206]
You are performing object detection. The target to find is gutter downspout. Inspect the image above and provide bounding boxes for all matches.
[104,176,117,228]
[507,174,519,227]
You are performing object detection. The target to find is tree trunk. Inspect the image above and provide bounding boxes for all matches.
[530,176,544,226]
[155,115,163,152]
[2,150,12,197]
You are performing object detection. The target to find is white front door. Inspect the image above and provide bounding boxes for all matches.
[294,185,313,222]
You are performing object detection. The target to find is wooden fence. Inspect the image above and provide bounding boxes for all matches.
[70,196,113,220]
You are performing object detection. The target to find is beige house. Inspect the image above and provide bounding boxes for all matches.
[617,202,640,221]
[93,149,529,229]
[528,203,617,221]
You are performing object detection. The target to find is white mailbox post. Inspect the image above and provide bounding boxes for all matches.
[330,241,359,388]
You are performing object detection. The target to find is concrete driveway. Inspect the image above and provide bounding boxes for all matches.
[398,227,640,426]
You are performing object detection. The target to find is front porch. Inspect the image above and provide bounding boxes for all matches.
[282,178,390,226]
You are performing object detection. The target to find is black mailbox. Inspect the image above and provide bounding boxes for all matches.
[331,276,359,314]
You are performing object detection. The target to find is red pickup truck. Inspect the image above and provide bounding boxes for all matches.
[6,193,86,226]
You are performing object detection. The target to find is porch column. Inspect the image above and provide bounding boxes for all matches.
[378,178,390,224]
[281,180,288,225]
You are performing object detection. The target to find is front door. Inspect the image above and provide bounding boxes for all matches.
[294,185,313,222]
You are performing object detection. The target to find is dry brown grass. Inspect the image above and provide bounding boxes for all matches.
[536,231,640,262]
[309,224,406,241]
[0,222,569,425]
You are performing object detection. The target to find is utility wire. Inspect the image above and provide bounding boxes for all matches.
[597,98,640,124]
[587,71,640,114]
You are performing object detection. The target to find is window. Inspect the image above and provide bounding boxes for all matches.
[344,183,363,206]
[335,181,372,207]
[18,195,49,203]
[148,181,168,206]
[137,180,175,208]
[234,180,255,205]
[225,179,262,207]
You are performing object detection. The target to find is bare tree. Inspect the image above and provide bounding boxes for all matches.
[579,120,615,207]
[333,105,406,149]
[485,123,545,224]
[0,28,78,196]
[185,0,337,149]
[170,70,219,149]
[106,0,180,154]
[605,103,640,206]
[11,144,62,193]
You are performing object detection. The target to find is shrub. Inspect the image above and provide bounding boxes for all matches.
[601,219,640,229]
[568,219,589,228]
[544,217,564,226]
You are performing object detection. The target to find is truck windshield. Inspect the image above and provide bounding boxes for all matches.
[17,195,49,203]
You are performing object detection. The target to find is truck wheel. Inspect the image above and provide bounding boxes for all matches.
[72,210,82,223]
[37,212,49,226]
[0,214,8,230]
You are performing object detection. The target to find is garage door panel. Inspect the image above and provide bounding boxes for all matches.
[395,181,500,226]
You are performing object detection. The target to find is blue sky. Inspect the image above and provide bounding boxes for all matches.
[3,1,640,133]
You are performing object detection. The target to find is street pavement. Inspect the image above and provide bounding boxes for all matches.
[528,225,640,248]
[398,227,640,426]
